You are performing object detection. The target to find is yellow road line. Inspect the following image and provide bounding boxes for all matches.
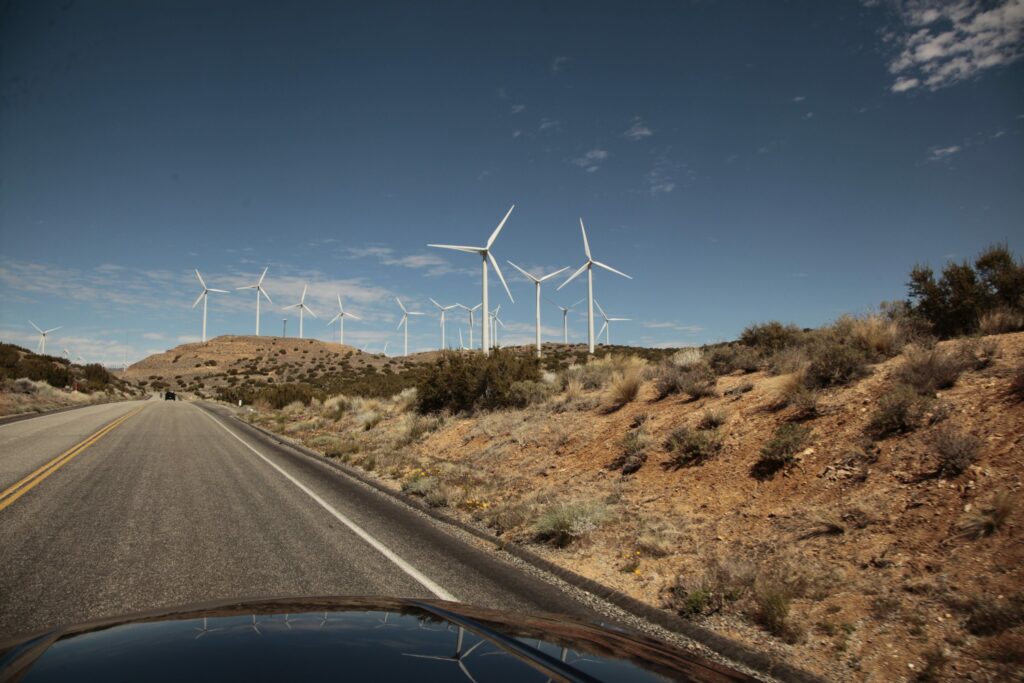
[0,406,144,512]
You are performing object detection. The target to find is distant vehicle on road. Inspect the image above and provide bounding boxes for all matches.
[0,596,757,682]
[164,391,176,401]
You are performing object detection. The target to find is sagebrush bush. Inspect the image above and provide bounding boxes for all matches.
[803,339,868,388]
[932,426,980,477]
[707,344,761,375]
[656,362,717,400]
[605,369,642,410]
[958,491,1015,540]
[866,384,930,438]
[979,307,1024,335]
[612,427,650,474]
[664,427,722,468]
[767,346,809,376]
[533,501,607,547]
[754,423,810,478]
[415,350,541,414]
[896,345,965,395]
[773,370,817,416]
[833,314,905,360]
[698,408,728,429]
[740,321,804,353]
[671,347,704,368]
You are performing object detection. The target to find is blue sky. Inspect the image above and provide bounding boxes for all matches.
[1,0,1022,364]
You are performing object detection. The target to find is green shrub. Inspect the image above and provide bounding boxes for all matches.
[533,501,607,548]
[803,339,868,388]
[665,427,722,468]
[506,380,552,408]
[707,344,761,375]
[656,361,716,400]
[415,350,541,414]
[698,408,728,430]
[866,384,930,438]
[610,427,650,475]
[753,423,811,478]
[259,382,323,409]
[740,321,804,353]
[896,345,965,394]
[14,356,70,388]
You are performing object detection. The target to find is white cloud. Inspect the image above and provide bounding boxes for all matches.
[142,332,166,340]
[572,148,610,173]
[551,56,568,73]
[511,104,526,114]
[623,116,653,140]
[644,155,693,195]
[539,118,560,131]
[927,144,962,161]
[802,111,815,120]
[512,129,522,139]
[792,95,807,102]
[883,0,1024,91]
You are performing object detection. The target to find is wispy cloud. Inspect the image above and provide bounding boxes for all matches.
[882,0,1024,92]
[802,111,815,120]
[342,246,468,277]
[623,116,653,140]
[642,320,703,334]
[511,104,526,114]
[551,55,568,74]
[572,148,609,173]
[539,118,560,131]
[644,155,693,195]
[928,144,961,161]
[792,95,807,102]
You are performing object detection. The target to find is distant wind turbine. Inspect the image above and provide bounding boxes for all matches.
[383,341,390,356]
[282,284,317,339]
[459,328,466,350]
[429,299,458,349]
[28,321,61,355]
[557,219,632,354]
[395,297,424,356]
[62,348,70,359]
[489,305,504,350]
[192,269,229,343]
[327,294,360,345]
[427,205,515,356]
[549,297,585,345]
[595,300,631,345]
[236,267,273,336]
[508,262,569,357]
[455,303,482,350]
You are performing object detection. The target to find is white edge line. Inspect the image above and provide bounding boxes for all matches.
[198,406,457,602]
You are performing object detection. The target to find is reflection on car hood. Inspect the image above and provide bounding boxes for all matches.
[0,596,756,682]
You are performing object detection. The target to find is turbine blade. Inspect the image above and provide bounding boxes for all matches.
[208,288,229,293]
[592,260,632,279]
[257,266,268,285]
[598,321,608,337]
[300,284,308,303]
[570,298,586,308]
[470,304,481,311]
[395,297,406,313]
[346,312,361,320]
[429,297,442,309]
[328,313,341,324]
[609,317,631,321]
[506,260,537,282]
[260,288,273,304]
[282,303,300,310]
[427,244,485,253]
[28,320,42,334]
[557,262,589,290]
[594,300,607,318]
[486,205,515,248]
[194,269,206,288]
[192,291,206,309]
[488,252,514,302]
[408,311,425,316]
[396,316,406,330]
[236,285,256,290]
[45,326,62,334]
[580,218,591,259]
[537,266,570,282]
[305,305,318,319]
[337,293,343,311]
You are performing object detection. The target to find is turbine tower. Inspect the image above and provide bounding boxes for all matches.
[455,303,482,350]
[28,321,61,355]
[236,267,272,336]
[327,294,360,345]
[595,300,631,345]
[427,205,515,356]
[549,298,585,345]
[395,297,424,356]
[282,284,317,339]
[192,269,229,343]
[557,219,632,354]
[507,262,568,357]
[489,305,504,350]
[429,299,458,349]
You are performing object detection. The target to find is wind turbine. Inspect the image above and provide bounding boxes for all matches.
[455,303,482,350]
[429,299,458,349]
[489,305,504,350]
[236,267,273,336]
[62,348,70,359]
[383,341,390,356]
[28,321,61,355]
[427,205,515,356]
[548,298,585,345]
[557,219,632,354]
[327,294,360,345]
[459,328,467,350]
[395,297,424,356]
[192,269,229,343]
[283,284,318,339]
[507,262,569,357]
[595,300,631,345]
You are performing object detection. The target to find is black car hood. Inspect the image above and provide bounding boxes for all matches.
[0,596,756,682]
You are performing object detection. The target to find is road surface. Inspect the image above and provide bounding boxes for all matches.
[0,399,599,638]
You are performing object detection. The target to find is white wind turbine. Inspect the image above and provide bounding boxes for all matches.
[595,300,631,345]
[236,267,273,336]
[459,328,467,350]
[557,219,632,354]
[395,297,424,356]
[455,303,482,350]
[282,284,318,339]
[427,205,515,356]
[327,294,360,346]
[429,299,458,349]
[28,321,61,355]
[192,269,229,343]
[507,262,569,357]
[489,305,504,350]
[548,297,586,345]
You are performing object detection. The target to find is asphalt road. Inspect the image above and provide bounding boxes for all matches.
[0,399,600,639]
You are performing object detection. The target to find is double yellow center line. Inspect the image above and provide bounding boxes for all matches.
[0,406,144,512]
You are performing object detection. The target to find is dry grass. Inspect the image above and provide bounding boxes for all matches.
[897,344,966,395]
[835,313,906,359]
[932,426,980,477]
[979,308,1024,335]
[533,501,608,547]
[958,490,1015,539]
[671,347,704,368]
[867,384,931,438]
[605,369,643,411]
